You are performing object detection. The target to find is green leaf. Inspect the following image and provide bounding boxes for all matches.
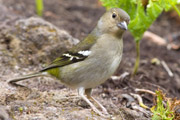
[151,90,174,120]
[100,0,180,42]
[128,1,147,42]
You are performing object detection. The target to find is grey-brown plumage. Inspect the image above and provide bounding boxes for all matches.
[9,8,130,117]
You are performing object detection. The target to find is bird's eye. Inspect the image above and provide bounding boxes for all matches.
[112,13,117,18]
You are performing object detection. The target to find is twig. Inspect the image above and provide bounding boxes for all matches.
[130,93,149,109]
[111,72,129,80]
[135,88,156,96]
[129,79,168,94]
[161,60,174,77]
[131,103,152,117]
[143,31,167,46]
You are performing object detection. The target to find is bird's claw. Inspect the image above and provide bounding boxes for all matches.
[91,107,110,118]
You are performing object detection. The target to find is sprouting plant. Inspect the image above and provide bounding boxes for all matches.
[151,90,174,120]
[35,0,44,16]
[100,0,180,76]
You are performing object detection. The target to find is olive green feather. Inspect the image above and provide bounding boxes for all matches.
[40,33,98,72]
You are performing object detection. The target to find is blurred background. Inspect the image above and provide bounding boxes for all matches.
[0,0,180,119]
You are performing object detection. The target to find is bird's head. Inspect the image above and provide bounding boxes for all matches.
[97,8,130,36]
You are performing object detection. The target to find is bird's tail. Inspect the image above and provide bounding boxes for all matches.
[8,72,47,84]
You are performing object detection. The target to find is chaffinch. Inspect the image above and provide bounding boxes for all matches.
[9,8,130,117]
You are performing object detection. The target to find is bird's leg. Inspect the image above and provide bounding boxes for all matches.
[85,88,109,115]
[78,87,107,117]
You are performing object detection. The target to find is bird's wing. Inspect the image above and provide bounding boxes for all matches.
[40,34,97,72]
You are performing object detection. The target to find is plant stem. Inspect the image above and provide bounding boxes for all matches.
[132,40,140,77]
[35,0,44,16]
[172,4,180,17]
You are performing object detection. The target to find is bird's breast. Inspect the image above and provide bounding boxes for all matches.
[59,35,123,89]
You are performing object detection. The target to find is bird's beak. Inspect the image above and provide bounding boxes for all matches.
[117,21,128,30]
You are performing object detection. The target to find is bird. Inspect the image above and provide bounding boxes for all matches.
[8,8,130,117]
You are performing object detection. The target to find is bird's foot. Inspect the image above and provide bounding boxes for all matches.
[102,109,109,116]
[97,104,109,115]
[90,104,111,118]
[91,107,110,118]
[78,87,111,118]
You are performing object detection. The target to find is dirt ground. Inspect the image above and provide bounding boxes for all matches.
[0,0,180,120]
